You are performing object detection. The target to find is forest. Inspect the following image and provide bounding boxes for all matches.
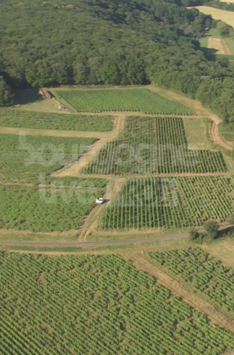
[0,0,234,123]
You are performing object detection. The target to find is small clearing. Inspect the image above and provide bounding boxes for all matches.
[208,38,231,55]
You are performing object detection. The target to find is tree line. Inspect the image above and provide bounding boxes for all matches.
[0,0,234,123]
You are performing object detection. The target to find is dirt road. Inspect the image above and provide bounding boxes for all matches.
[0,232,189,247]
[54,114,125,177]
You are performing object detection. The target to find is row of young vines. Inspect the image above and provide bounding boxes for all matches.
[100,176,234,229]
[1,252,234,355]
[85,116,227,175]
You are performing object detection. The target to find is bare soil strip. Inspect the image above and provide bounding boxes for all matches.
[128,253,234,334]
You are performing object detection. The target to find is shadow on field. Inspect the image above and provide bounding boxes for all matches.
[14,89,44,105]
[216,226,234,240]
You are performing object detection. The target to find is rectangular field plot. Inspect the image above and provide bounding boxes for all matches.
[101,176,234,230]
[0,182,105,232]
[0,108,113,131]
[55,88,193,114]
[150,247,234,315]
[1,252,234,355]
[85,116,227,175]
[0,134,95,184]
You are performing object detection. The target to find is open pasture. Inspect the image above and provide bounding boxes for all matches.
[85,116,227,175]
[150,247,234,316]
[0,134,96,184]
[55,88,193,114]
[0,108,113,132]
[101,176,234,230]
[0,252,234,355]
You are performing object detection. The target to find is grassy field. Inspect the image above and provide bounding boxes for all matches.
[85,116,227,175]
[225,37,234,54]
[150,247,234,315]
[1,252,234,355]
[183,117,210,149]
[100,176,234,230]
[193,6,234,27]
[0,134,96,184]
[55,88,194,114]
[220,0,234,3]
[197,28,234,56]
[0,108,114,131]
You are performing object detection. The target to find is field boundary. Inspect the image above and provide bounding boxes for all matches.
[0,225,233,247]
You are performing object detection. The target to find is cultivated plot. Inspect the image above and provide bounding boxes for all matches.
[0,109,114,132]
[208,37,231,55]
[55,88,193,114]
[85,116,227,175]
[150,247,234,315]
[0,134,96,184]
[1,252,234,355]
[0,181,105,232]
[101,176,234,230]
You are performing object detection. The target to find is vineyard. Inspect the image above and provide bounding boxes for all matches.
[55,88,193,114]
[1,252,234,355]
[0,183,105,232]
[0,134,95,184]
[85,116,227,175]
[101,176,234,229]
[0,109,113,131]
[150,247,234,316]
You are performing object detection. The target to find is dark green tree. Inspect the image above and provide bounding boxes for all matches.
[0,76,14,106]
[203,220,220,239]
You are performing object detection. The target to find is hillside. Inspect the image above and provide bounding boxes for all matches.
[0,0,234,123]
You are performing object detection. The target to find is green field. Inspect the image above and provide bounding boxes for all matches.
[225,37,234,55]
[0,109,114,131]
[101,176,234,230]
[220,122,234,142]
[0,134,96,184]
[55,88,193,114]
[1,252,234,355]
[0,181,105,232]
[85,116,227,175]
[150,247,234,315]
